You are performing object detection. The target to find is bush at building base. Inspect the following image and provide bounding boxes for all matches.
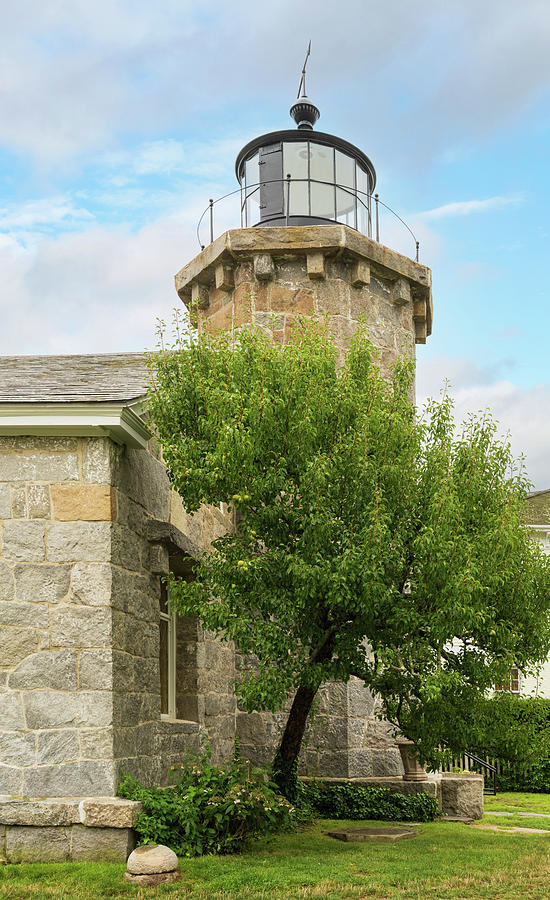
[118,743,295,856]
[300,781,439,822]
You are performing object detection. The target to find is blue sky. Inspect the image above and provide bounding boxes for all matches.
[1,0,550,485]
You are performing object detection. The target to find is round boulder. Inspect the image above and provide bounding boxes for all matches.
[126,844,178,875]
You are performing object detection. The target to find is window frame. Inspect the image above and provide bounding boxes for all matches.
[160,589,177,720]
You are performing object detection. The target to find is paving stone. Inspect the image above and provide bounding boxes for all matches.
[328,826,417,843]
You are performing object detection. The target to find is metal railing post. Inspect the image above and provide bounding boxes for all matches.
[209,199,214,244]
[374,193,380,243]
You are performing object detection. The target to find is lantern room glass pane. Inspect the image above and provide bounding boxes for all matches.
[244,152,260,227]
[283,142,309,180]
[335,151,355,193]
[309,143,335,219]
[356,165,370,235]
[335,151,355,225]
[309,142,334,185]
[311,182,335,219]
[283,142,309,216]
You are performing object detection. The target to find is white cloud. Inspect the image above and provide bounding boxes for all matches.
[417,355,550,490]
[1,1,549,165]
[421,196,523,220]
[0,210,198,356]
[0,198,94,231]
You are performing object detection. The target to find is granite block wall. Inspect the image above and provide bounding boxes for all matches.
[0,434,237,798]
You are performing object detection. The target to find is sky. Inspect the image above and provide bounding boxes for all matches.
[1,0,550,486]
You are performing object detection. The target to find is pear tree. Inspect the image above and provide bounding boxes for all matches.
[148,320,550,798]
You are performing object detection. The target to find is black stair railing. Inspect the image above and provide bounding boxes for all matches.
[464,751,498,795]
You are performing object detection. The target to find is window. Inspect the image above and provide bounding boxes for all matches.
[495,667,521,694]
[159,578,199,723]
[159,582,177,718]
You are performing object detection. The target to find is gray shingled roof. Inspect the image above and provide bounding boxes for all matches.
[0,353,150,403]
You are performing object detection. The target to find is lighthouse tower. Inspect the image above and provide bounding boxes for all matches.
[174,90,433,779]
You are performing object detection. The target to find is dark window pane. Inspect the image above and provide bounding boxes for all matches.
[159,619,168,715]
[259,143,284,220]
[160,582,169,615]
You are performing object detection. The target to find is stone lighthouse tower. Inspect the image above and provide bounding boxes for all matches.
[174,92,433,779]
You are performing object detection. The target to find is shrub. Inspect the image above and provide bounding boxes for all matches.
[300,781,439,822]
[496,759,550,793]
[470,694,550,793]
[118,743,295,856]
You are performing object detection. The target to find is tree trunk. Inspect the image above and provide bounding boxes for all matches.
[272,684,319,802]
[272,635,335,801]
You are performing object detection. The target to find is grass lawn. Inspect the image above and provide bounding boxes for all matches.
[2,815,550,900]
[484,791,550,815]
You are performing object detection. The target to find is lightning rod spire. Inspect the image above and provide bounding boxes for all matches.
[290,41,320,130]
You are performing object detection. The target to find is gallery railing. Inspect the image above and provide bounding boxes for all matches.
[196,178,421,262]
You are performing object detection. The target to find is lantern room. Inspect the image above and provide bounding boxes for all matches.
[235,96,376,236]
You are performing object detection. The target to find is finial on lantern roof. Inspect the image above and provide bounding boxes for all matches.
[289,41,320,130]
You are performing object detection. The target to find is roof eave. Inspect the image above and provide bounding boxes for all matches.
[0,402,151,449]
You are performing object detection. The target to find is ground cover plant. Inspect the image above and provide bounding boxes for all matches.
[149,318,550,798]
[2,818,550,899]
[300,780,439,821]
[117,743,295,856]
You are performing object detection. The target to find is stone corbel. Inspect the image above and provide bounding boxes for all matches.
[190,282,209,310]
[350,259,371,288]
[391,277,411,306]
[306,251,326,280]
[253,254,275,282]
[215,263,234,292]
[413,299,427,321]
[415,320,427,344]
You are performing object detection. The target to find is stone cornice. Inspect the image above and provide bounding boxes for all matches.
[175,225,433,337]
[0,401,150,449]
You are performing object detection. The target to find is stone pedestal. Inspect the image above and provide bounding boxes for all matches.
[439,774,484,820]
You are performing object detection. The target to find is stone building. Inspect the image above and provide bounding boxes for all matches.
[3,97,492,867]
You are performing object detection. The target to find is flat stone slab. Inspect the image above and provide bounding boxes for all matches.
[487,811,550,819]
[124,871,182,886]
[441,815,474,824]
[472,824,550,835]
[327,826,418,843]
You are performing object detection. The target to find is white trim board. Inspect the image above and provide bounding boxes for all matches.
[0,402,151,449]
